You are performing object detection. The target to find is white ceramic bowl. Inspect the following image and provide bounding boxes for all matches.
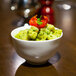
[11,25,63,64]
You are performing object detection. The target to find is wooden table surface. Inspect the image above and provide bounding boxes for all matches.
[0,0,76,76]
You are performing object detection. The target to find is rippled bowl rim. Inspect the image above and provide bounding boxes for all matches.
[11,26,63,43]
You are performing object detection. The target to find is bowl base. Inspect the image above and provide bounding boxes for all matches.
[26,52,61,65]
[26,60,48,65]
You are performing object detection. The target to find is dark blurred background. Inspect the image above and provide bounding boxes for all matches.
[0,0,76,26]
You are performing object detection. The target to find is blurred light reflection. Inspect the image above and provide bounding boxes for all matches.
[62,4,71,10]
[24,0,28,3]
[11,6,16,11]
[62,12,73,31]
[60,11,73,37]
[46,7,50,13]
[24,9,30,17]
[24,9,30,13]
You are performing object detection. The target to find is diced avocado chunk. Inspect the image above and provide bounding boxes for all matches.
[37,31,48,40]
[15,30,28,40]
[46,24,55,31]
[28,29,38,40]
[30,26,39,32]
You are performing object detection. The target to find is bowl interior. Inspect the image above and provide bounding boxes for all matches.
[11,25,63,43]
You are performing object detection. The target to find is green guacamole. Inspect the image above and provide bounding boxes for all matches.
[15,24,62,41]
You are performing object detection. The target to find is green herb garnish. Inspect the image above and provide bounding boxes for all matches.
[37,16,43,25]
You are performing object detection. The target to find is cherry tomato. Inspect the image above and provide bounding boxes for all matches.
[38,20,47,29]
[29,15,38,27]
[42,16,48,23]
[29,15,48,29]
